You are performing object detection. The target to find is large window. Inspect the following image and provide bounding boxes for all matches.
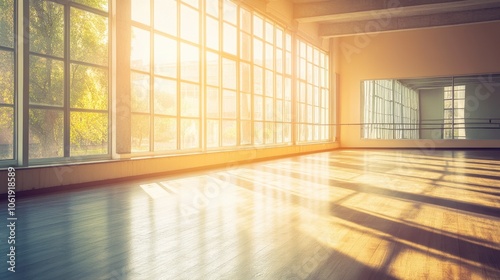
[28,0,109,160]
[1,0,333,167]
[130,0,201,152]
[129,0,330,155]
[296,40,330,142]
[0,0,15,160]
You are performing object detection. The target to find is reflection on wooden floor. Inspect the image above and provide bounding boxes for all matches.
[2,149,500,279]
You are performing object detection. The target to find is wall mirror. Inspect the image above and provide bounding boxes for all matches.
[361,74,500,140]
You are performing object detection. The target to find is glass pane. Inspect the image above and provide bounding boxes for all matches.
[0,106,14,159]
[154,116,176,151]
[313,124,320,141]
[299,82,306,103]
[222,120,236,146]
[313,86,320,106]
[444,100,452,109]
[284,101,291,122]
[70,64,108,110]
[222,90,236,119]
[253,38,263,66]
[265,122,274,144]
[276,28,283,49]
[155,0,177,36]
[454,99,465,109]
[276,123,283,143]
[132,0,150,25]
[154,35,177,78]
[254,66,263,95]
[240,32,251,61]
[71,8,108,65]
[298,124,306,141]
[307,105,313,123]
[276,49,283,73]
[206,87,219,118]
[70,111,108,156]
[454,108,464,118]
[29,56,64,106]
[322,124,329,140]
[180,5,199,43]
[285,51,292,75]
[181,83,199,117]
[223,0,237,24]
[276,99,283,121]
[181,118,199,149]
[240,8,251,33]
[314,106,320,123]
[299,58,307,80]
[131,27,150,72]
[240,93,251,120]
[30,0,64,57]
[454,88,465,99]
[0,0,14,48]
[283,123,291,142]
[0,51,14,104]
[131,72,150,113]
[206,52,219,86]
[180,43,199,82]
[206,16,219,50]
[299,103,306,122]
[254,95,262,120]
[265,21,273,44]
[254,121,263,144]
[222,58,236,90]
[154,77,176,116]
[240,120,251,145]
[240,62,251,93]
[29,109,64,159]
[265,97,273,121]
[444,87,453,99]
[253,15,263,38]
[265,43,273,70]
[72,0,108,11]
[285,77,291,100]
[307,62,312,82]
[207,119,219,148]
[206,0,219,17]
[223,23,237,55]
[276,74,283,99]
[131,114,150,152]
[265,70,273,97]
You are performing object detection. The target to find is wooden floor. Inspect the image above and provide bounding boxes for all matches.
[1,149,500,279]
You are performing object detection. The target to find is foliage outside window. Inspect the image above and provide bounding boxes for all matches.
[0,0,15,160]
[28,0,109,160]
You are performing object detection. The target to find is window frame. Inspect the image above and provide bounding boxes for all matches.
[26,0,111,164]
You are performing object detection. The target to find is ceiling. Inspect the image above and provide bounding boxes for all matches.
[288,0,500,38]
